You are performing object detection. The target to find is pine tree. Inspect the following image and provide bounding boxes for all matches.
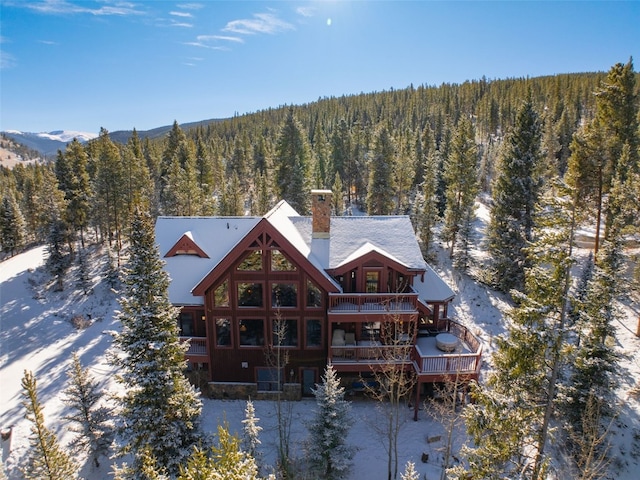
[20,370,78,480]
[110,207,203,478]
[400,461,419,480]
[242,400,263,470]
[274,108,311,213]
[487,97,543,293]
[76,247,93,295]
[366,125,396,215]
[441,118,479,261]
[305,364,354,480]
[57,139,91,248]
[63,352,113,468]
[0,190,26,256]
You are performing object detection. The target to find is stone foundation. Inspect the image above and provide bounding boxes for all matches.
[207,382,301,401]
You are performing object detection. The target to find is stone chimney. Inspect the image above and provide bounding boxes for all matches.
[311,189,332,239]
[310,189,332,267]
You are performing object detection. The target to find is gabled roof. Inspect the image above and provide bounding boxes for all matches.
[288,215,428,271]
[155,201,440,306]
[164,231,209,258]
[155,216,261,305]
[412,264,456,303]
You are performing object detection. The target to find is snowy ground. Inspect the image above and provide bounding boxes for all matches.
[1,205,639,479]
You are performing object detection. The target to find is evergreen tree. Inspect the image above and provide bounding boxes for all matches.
[111,207,203,478]
[20,370,78,480]
[366,125,396,215]
[219,172,244,216]
[400,461,419,480]
[274,108,311,213]
[331,172,344,215]
[441,118,479,261]
[331,119,352,201]
[63,352,113,468]
[0,190,26,256]
[488,97,543,292]
[57,139,91,248]
[76,247,93,295]
[305,364,354,480]
[242,400,263,471]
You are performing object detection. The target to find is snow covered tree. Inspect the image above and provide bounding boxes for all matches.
[459,183,578,478]
[305,363,354,480]
[441,118,479,262]
[177,423,270,480]
[76,247,93,295]
[366,125,396,215]
[63,352,113,468]
[111,207,203,478]
[0,190,26,256]
[412,143,440,259]
[487,96,543,293]
[20,370,78,480]
[274,108,311,214]
[242,400,263,471]
[400,461,419,480]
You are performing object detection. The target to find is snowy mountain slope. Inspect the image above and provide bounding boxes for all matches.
[1,130,98,157]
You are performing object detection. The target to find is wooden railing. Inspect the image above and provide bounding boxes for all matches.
[180,336,208,357]
[413,352,481,375]
[331,344,412,363]
[328,293,419,313]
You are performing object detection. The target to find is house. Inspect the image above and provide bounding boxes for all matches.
[155,190,482,418]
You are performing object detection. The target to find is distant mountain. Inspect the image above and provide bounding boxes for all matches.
[1,118,225,156]
[2,130,98,157]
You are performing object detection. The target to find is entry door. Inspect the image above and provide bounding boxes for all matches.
[302,368,317,396]
[365,269,380,293]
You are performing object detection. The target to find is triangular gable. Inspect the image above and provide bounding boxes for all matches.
[329,242,418,277]
[191,218,340,296]
[164,231,209,258]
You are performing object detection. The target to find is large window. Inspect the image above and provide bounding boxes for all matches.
[239,319,265,346]
[238,282,263,307]
[271,249,296,271]
[305,319,322,348]
[237,250,263,271]
[215,318,231,346]
[306,280,322,308]
[272,318,298,347]
[214,279,229,307]
[271,283,297,308]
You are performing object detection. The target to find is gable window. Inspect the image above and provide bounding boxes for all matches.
[239,319,265,346]
[305,319,322,348]
[306,280,322,308]
[271,283,297,308]
[214,279,229,307]
[215,318,231,347]
[272,318,298,347]
[271,249,296,271]
[238,282,263,307]
[237,250,263,271]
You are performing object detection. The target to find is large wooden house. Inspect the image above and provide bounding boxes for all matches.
[155,190,482,416]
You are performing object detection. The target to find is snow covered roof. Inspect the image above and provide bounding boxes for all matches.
[155,202,439,305]
[288,215,428,271]
[155,216,261,305]
[412,264,456,303]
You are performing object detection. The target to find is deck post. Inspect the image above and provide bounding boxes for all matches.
[414,380,421,421]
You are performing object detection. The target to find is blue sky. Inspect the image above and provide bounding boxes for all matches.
[1,1,638,134]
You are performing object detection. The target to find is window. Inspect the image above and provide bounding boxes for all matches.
[214,279,229,307]
[237,250,263,271]
[271,283,297,308]
[271,249,296,271]
[306,280,322,308]
[239,319,265,346]
[238,283,263,307]
[272,318,298,347]
[256,367,283,391]
[178,312,194,336]
[306,319,322,348]
[365,270,380,293]
[215,318,231,346]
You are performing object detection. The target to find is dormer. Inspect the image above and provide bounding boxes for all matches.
[164,231,209,258]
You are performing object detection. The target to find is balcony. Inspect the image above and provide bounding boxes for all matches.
[180,336,208,360]
[328,293,419,314]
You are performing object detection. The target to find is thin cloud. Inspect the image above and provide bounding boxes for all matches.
[0,50,16,70]
[170,21,193,28]
[177,3,204,11]
[38,40,58,45]
[296,6,316,18]
[170,11,193,18]
[20,0,145,16]
[197,35,243,44]
[223,12,294,35]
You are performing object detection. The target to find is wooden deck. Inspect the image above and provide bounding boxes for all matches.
[328,292,419,314]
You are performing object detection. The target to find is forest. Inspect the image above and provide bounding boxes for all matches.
[1,59,639,479]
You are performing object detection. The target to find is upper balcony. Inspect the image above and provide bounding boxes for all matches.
[328,292,419,315]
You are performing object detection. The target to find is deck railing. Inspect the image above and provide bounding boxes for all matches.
[328,293,419,313]
[180,336,208,357]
